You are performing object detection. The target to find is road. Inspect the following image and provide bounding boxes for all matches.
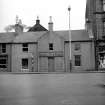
[0,73,105,105]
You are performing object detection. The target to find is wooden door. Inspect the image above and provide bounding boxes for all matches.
[48,57,54,72]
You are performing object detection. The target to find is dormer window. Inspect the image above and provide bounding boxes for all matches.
[49,43,53,50]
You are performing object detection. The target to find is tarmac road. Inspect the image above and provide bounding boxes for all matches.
[0,73,105,105]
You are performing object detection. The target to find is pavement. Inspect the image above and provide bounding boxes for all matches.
[0,69,105,74]
[0,73,105,105]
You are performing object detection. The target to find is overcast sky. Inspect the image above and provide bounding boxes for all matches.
[0,0,86,32]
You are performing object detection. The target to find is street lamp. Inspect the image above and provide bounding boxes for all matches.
[68,6,72,72]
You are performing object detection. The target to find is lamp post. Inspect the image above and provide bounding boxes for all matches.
[68,6,72,72]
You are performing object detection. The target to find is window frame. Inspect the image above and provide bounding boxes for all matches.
[74,43,81,51]
[22,43,28,52]
[21,58,28,69]
[74,55,81,66]
[1,43,6,53]
[103,0,105,11]
[0,55,8,69]
[49,43,53,50]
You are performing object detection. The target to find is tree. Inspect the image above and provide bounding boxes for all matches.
[4,15,30,32]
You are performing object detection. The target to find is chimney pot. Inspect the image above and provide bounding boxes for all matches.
[36,16,40,24]
[48,16,53,31]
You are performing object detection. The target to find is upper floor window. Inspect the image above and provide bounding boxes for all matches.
[22,43,28,52]
[103,0,105,11]
[103,21,105,28]
[74,43,80,51]
[49,43,53,50]
[1,44,6,53]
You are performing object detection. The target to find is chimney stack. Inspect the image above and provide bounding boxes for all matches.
[48,16,53,31]
[15,16,23,34]
[15,23,23,34]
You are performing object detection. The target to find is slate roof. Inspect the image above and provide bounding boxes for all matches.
[0,32,16,43]
[28,19,48,32]
[13,31,46,43]
[0,29,90,43]
[56,29,90,41]
[71,30,90,41]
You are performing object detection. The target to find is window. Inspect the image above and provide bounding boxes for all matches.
[75,43,80,51]
[1,44,6,53]
[103,21,105,29]
[22,58,28,69]
[104,21,105,26]
[49,43,53,50]
[0,56,7,68]
[74,55,81,66]
[103,0,105,11]
[22,43,28,52]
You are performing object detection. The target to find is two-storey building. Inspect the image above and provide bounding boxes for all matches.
[0,17,95,72]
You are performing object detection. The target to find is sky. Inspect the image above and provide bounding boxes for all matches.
[0,0,86,32]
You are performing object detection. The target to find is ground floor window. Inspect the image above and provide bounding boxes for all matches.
[22,58,28,69]
[99,53,105,68]
[0,55,7,68]
[74,55,81,66]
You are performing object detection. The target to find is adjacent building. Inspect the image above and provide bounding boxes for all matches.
[0,17,95,72]
[86,0,105,70]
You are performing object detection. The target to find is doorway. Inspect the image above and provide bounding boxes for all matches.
[48,57,54,72]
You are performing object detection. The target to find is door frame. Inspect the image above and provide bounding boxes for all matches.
[48,57,55,72]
